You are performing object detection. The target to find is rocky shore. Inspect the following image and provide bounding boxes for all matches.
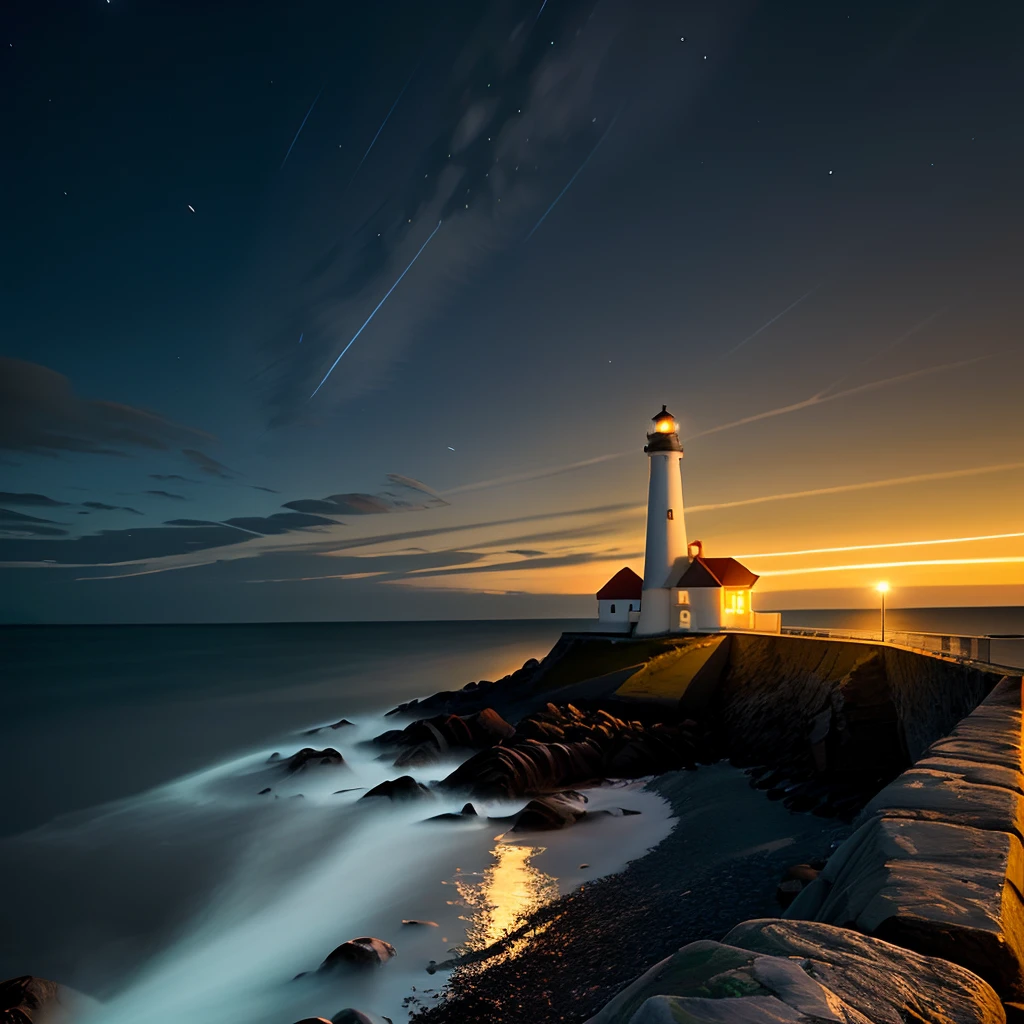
[5,630,1015,1024]
[409,764,850,1023]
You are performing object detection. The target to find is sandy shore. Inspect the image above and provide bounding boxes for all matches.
[412,762,852,1024]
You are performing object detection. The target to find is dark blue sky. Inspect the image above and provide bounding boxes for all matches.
[3,0,1024,621]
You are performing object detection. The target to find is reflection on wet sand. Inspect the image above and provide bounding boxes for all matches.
[455,842,560,965]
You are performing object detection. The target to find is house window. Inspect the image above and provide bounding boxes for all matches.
[667,509,674,520]
[610,604,616,614]
[678,610,691,629]
[724,590,747,615]
[628,603,633,612]
[676,591,690,605]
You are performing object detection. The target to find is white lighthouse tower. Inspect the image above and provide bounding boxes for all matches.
[634,405,688,636]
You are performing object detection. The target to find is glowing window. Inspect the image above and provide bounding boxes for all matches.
[678,610,691,628]
[724,590,747,615]
[676,590,690,605]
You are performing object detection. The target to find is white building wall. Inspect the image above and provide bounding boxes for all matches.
[597,597,638,633]
[636,451,687,636]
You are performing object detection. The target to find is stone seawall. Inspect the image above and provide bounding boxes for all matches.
[582,637,1024,1024]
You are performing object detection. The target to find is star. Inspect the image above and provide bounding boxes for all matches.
[187,204,195,212]
[447,446,455,451]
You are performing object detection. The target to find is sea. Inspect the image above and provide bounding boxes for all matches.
[1,610,1021,1023]
[0,620,671,1024]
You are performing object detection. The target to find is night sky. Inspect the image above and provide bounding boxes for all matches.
[3,0,1024,623]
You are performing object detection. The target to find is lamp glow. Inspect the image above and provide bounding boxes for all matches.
[876,581,889,641]
[876,581,889,594]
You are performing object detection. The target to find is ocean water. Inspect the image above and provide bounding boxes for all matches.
[0,620,674,1024]
[781,606,1024,637]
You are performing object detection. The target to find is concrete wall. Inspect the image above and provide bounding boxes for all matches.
[786,674,1024,1003]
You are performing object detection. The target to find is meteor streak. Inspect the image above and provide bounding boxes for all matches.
[310,220,443,399]
[759,556,1024,577]
[735,530,1024,561]
[721,286,819,357]
[346,63,420,188]
[280,88,323,170]
[527,116,618,240]
[687,460,1024,514]
[686,356,988,442]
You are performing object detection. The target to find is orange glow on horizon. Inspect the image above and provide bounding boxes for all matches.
[759,556,1024,577]
[734,530,1024,560]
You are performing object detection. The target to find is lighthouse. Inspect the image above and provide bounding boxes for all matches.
[634,405,688,636]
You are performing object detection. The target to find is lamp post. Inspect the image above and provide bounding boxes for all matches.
[876,582,889,642]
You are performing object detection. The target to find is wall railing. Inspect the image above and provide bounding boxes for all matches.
[779,626,1003,665]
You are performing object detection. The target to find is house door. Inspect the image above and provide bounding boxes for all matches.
[678,610,691,630]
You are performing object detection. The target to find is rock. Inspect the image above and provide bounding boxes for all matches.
[267,752,281,762]
[775,878,804,908]
[319,936,396,971]
[361,776,433,801]
[291,1018,333,1024]
[787,814,1024,999]
[283,747,346,773]
[508,792,589,832]
[330,1011,394,1024]
[0,975,101,1023]
[331,719,355,729]
[584,920,1004,1024]
[425,802,478,823]
[401,919,438,927]
[258,787,272,795]
[377,708,516,767]
[332,787,363,795]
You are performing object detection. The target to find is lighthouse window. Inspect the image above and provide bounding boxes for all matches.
[667,509,674,520]
[610,604,616,614]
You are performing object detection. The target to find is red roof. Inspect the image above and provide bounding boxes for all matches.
[672,556,758,589]
[596,567,643,600]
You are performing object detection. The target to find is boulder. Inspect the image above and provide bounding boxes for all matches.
[425,803,478,823]
[401,919,438,927]
[786,815,1024,998]
[319,937,396,971]
[361,776,433,802]
[283,747,346,773]
[330,1012,394,1024]
[0,976,101,1024]
[508,792,589,832]
[584,919,1004,1024]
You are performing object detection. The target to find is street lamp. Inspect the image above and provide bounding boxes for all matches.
[876,582,889,642]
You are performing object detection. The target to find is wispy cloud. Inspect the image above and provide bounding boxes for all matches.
[688,461,1024,514]
[181,449,236,479]
[759,556,1024,577]
[444,453,625,495]
[686,357,988,442]
[734,531,1024,560]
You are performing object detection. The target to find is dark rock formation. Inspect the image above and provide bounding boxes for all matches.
[303,718,355,736]
[329,1012,394,1024]
[402,919,439,927]
[372,708,515,767]
[506,792,589,832]
[0,975,99,1023]
[319,937,396,971]
[282,747,346,773]
[425,803,478,823]
[361,776,433,802]
[438,703,710,798]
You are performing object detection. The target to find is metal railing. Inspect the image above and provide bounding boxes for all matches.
[780,626,994,664]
